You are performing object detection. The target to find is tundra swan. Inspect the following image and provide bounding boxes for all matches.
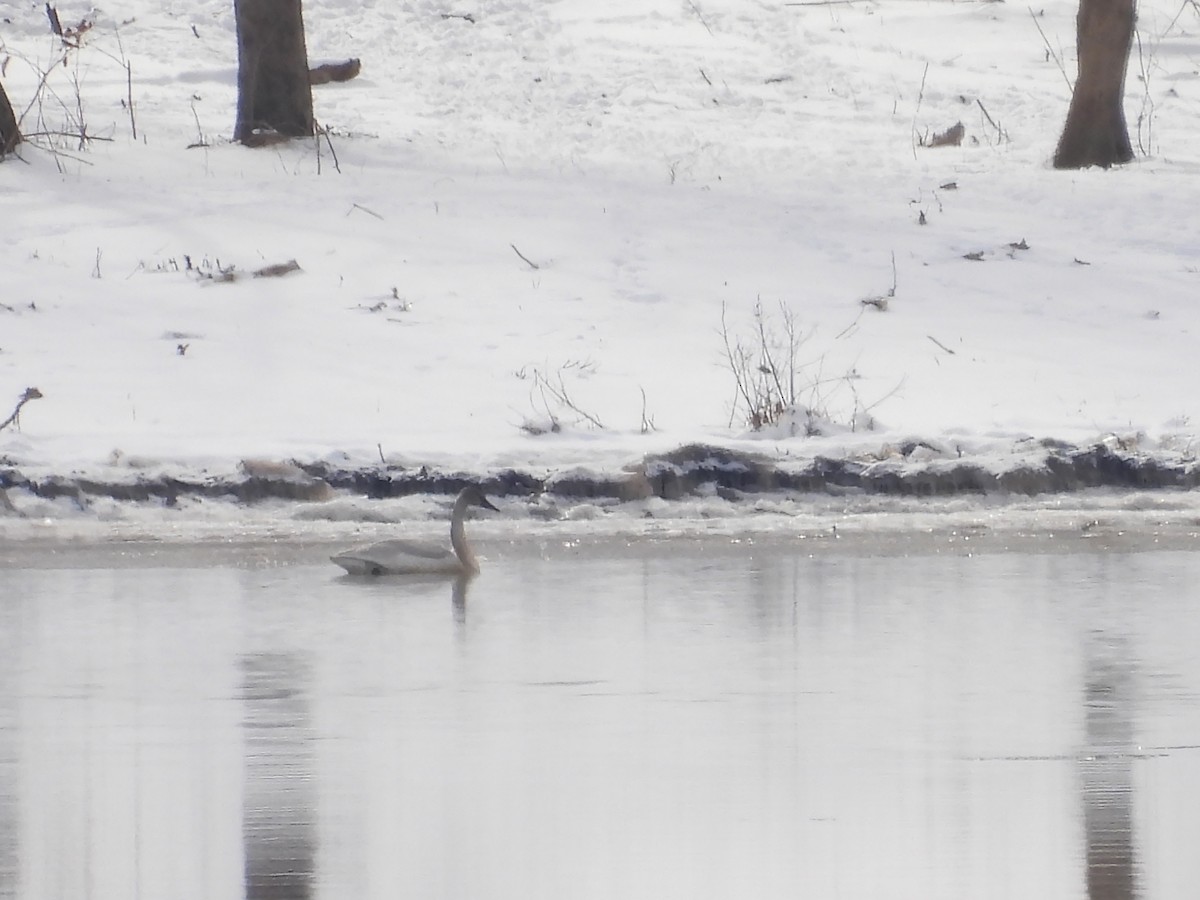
[331,485,499,576]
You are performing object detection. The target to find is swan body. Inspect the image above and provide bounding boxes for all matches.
[332,485,498,576]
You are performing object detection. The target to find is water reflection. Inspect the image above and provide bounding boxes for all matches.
[242,653,315,900]
[452,573,469,625]
[0,545,1198,900]
[335,572,472,625]
[0,610,18,900]
[1081,638,1137,900]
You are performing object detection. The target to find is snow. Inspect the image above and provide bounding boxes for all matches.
[2,0,1200,539]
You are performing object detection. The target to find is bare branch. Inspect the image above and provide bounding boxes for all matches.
[539,369,603,429]
[720,301,756,426]
[686,1,714,36]
[927,335,956,355]
[639,386,656,433]
[510,243,540,270]
[1029,6,1073,94]
[911,61,929,160]
[520,363,604,432]
[976,98,1006,143]
[0,387,44,433]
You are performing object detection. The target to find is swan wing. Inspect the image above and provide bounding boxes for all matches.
[362,539,455,561]
[331,539,460,575]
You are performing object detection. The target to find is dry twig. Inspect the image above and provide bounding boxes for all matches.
[532,367,603,429]
[687,1,715,35]
[927,335,956,355]
[0,387,43,433]
[1029,6,1073,93]
[510,243,540,270]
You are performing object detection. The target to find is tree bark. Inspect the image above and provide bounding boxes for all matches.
[0,79,22,157]
[233,0,315,145]
[1053,0,1136,169]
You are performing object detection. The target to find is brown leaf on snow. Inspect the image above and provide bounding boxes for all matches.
[926,122,965,148]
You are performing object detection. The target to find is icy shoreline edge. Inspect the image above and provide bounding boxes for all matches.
[4,439,1198,509]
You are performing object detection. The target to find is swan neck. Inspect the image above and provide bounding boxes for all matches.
[449,494,479,574]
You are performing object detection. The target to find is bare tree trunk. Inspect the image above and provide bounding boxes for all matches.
[0,79,21,157]
[233,0,315,145]
[1053,0,1135,169]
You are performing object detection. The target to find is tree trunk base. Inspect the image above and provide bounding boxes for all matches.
[1053,0,1135,170]
[0,79,22,157]
[1053,104,1134,169]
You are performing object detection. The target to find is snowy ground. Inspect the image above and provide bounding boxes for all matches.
[3,0,1200,540]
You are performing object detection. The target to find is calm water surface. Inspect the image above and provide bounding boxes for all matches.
[1,540,1199,900]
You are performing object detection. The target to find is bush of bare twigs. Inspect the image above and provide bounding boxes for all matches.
[720,299,885,436]
[5,9,138,168]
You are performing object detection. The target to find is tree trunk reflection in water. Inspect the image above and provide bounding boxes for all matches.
[242,652,315,900]
[1080,636,1137,900]
[0,616,17,900]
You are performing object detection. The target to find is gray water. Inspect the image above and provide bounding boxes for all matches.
[1,539,1199,900]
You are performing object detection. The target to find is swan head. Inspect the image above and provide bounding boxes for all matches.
[458,484,499,512]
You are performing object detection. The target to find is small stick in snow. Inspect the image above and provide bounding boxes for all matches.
[1029,6,1073,94]
[320,123,341,173]
[640,386,656,434]
[0,387,43,433]
[510,243,540,270]
[910,62,929,160]
[927,335,956,355]
[349,202,384,220]
[687,1,714,35]
[187,100,209,148]
[976,98,1005,143]
[858,251,897,311]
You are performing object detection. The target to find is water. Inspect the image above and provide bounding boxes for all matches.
[1,539,1199,900]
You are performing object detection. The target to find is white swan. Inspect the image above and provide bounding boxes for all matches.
[331,485,499,576]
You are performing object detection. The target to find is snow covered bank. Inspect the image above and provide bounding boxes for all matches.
[3,0,1200,539]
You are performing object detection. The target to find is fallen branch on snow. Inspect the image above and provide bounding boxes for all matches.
[253,259,302,278]
[0,386,43,433]
[309,58,361,85]
[510,243,540,270]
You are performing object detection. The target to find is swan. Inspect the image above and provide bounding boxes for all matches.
[331,485,499,576]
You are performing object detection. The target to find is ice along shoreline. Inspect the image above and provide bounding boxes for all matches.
[3,437,1198,508]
